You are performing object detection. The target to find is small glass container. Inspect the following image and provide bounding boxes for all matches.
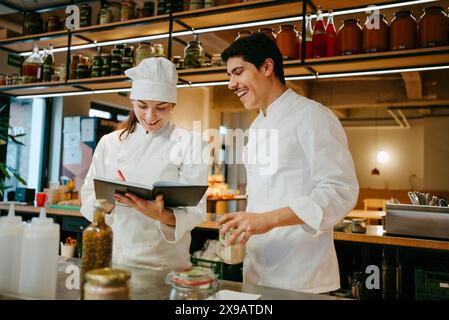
[91,54,102,67]
[91,66,102,77]
[172,55,182,68]
[183,40,204,69]
[80,3,92,27]
[101,65,111,76]
[153,43,165,57]
[165,266,218,300]
[351,219,367,234]
[11,74,19,85]
[84,268,131,300]
[141,2,155,17]
[135,42,155,66]
[111,60,122,69]
[76,63,89,79]
[47,16,61,32]
[121,57,134,73]
[121,0,135,21]
[123,44,135,58]
[99,8,112,25]
[111,48,123,60]
[101,53,111,66]
[0,75,5,86]
[111,67,122,76]
[218,225,245,264]
[5,75,12,86]
[108,2,122,22]
[211,53,223,67]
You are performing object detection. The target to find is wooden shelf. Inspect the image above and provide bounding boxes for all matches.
[1,46,448,97]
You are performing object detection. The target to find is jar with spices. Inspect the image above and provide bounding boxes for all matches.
[108,2,122,22]
[101,65,111,76]
[363,13,389,53]
[157,0,166,15]
[124,44,135,58]
[92,54,102,67]
[5,75,12,86]
[47,16,61,32]
[418,6,448,48]
[101,53,111,66]
[0,75,5,86]
[91,66,102,77]
[204,0,215,8]
[218,222,245,264]
[84,268,130,300]
[258,28,276,42]
[121,0,135,21]
[135,42,155,66]
[70,55,81,80]
[211,53,223,67]
[11,74,19,85]
[121,57,134,73]
[337,19,363,55]
[172,55,182,69]
[76,63,89,79]
[189,0,203,11]
[99,7,112,25]
[183,40,204,68]
[235,30,252,41]
[111,66,122,76]
[111,60,122,70]
[80,3,92,27]
[111,47,123,61]
[276,24,299,60]
[390,10,417,51]
[166,267,218,300]
[154,43,165,57]
[24,12,43,35]
[81,199,113,299]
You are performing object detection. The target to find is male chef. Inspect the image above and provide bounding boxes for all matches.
[219,32,359,293]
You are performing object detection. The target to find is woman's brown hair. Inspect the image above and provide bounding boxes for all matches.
[117,110,138,141]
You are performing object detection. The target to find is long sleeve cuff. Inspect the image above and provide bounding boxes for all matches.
[288,196,325,237]
[157,208,191,243]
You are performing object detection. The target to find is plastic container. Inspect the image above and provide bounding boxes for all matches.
[18,207,60,299]
[166,266,218,300]
[0,203,25,295]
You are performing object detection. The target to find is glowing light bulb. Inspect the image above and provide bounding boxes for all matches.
[377,151,389,163]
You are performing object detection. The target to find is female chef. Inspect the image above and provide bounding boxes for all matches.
[80,57,209,270]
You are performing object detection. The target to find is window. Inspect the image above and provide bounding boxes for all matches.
[90,102,129,122]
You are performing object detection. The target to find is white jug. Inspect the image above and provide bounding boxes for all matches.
[0,203,25,295]
[18,206,60,299]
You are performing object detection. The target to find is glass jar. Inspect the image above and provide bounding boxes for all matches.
[218,225,245,264]
[276,24,299,60]
[337,19,363,55]
[166,267,218,300]
[124,45,135,58]
[70,55,81,80]
[111,67,122,76]
[80,3,92,27]
[76,63,89,79]
[22,44,43,83]
[99,7,112,25]
[24,12,43,35]
[108,2,122,22]
[189,0,203,10]
[363,13,389,53]
[84,268,130,300]
[258,28,276,42]
[135,42,155,66]
[235,30,252,41]
[100,53,111,66]
[172,55,182,68]
[81,199,113,299]
[47,16,61,32]
[141,2,155,17]
[157,0,166,15]
[204,0,215,8]
[154,43,165,57]
[418,6,448,48]
[91,66,102,77]
[183,40,204,68]
[121,0,135,21]
[121,57,134,73]
[101,65,111,76]
[92,54,102,67]
[111,59,122,69]
[0,75,5,86]
[111,48,123,60]
[390,10,417,51]
[211,53,223,67]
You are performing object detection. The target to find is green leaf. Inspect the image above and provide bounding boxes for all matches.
[12,171,27,186]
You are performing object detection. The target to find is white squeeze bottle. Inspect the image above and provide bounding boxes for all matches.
[0,203,25,295]
[18,206,60,299]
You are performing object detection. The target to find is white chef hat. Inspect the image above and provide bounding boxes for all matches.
[125,57,178,103]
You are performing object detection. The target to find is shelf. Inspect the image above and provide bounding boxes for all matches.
[1,46,448,97]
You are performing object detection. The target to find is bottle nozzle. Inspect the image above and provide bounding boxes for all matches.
[8,203,15,217]
[39,206,46,219]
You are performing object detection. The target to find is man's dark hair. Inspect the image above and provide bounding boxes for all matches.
[221,32,285,85]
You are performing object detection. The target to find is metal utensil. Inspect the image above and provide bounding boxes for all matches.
[408,191,418,205]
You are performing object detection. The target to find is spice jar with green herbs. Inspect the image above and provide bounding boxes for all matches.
[81,199,113,299]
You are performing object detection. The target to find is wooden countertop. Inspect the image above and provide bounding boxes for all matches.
[3,205,448,251]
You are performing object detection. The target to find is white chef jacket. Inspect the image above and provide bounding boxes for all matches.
[80,121,208,270]
[243,89,359,293]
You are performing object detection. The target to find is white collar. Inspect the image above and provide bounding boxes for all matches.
[259,88,296,120]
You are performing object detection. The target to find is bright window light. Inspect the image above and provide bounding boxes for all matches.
[219,126,227,136]
[89,109,111,119]
[377,151,390,163]
[117,114,129,122]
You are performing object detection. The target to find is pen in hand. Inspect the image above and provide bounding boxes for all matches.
[117,170,126,182]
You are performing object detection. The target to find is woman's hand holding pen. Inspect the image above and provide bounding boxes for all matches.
[113,192,176,226]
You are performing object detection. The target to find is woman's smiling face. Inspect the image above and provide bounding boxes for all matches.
[133,100,174,133]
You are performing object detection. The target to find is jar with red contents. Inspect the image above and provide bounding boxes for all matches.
[418,6,448,48]
[258,28,276,42]
[166,266,218,300]
[363,13,389,53]
[390,10,417,51]
[338,19,363,55]
[276,24,299,60]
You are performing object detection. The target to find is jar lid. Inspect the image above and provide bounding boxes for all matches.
[101,53,111,57]
[167,266,217,288]
[343,18,359,23]
[424,6,444,12]
[85,268,131,285]
[395,10,413,16]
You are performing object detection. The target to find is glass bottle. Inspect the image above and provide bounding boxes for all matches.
[81,199,113,299]
[42,44,55,82]
[183,37,204,68]
[22,44,43,83]
[153,43,165,57]
[325,10,337,57]
[166,266,219,300]
[305,14,314,59]
[84,268,131,300]
[312,6,326,58]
